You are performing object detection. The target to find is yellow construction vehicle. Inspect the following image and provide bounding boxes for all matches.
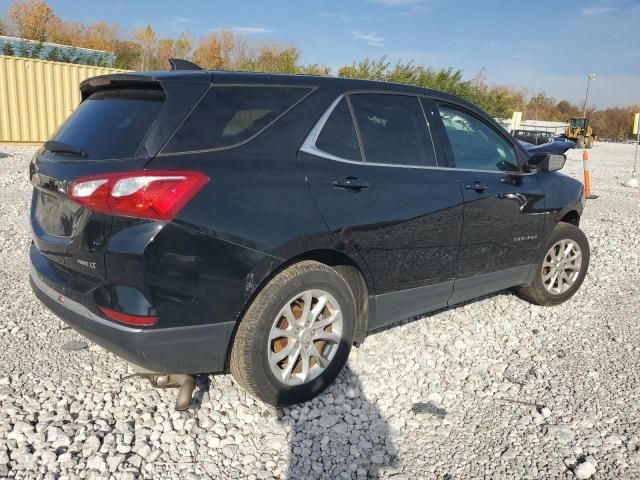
[562,117,595,149]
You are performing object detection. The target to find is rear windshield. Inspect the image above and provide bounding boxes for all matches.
[52,88,163,160]
[163,85,312,153]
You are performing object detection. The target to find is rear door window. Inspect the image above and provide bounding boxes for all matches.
[349,94,437,166]
[52,88,163,160]
[315,98,362,161]
[164,85,312,153]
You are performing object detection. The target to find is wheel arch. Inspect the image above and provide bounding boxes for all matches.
[561,210,580,226]
[224,248,373,371]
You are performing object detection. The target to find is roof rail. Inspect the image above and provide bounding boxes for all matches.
[168,58,203,71]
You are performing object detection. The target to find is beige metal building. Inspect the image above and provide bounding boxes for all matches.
[0,55,128,144]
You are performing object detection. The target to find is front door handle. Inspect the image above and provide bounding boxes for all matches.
[332,177,370,190]
[465,182,489,192]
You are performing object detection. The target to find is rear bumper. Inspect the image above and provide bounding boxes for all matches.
[30,266,235,374]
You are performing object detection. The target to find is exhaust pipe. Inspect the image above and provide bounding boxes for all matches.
[173,374,196,411]
[140,373,196,411]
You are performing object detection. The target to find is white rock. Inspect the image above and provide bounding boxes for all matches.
[86,455,107,472]
[106,454,124,472]
[82,436,102,457]
[574,459,597,479]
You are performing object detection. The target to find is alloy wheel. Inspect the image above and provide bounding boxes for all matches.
[541,239,582,294]
[267,289,343,386]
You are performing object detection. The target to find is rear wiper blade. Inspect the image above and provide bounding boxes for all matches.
[44,140,89,157]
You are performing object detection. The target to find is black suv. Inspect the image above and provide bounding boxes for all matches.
[29,68,589,408]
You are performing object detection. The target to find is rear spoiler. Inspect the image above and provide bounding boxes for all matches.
[80,74,162,100]
[80,68,211,100]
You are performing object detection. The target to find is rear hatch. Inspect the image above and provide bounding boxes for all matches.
[30,73,210,285]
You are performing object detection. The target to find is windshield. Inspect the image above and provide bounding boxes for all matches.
[52,88,164,160]
[570,118,586,129]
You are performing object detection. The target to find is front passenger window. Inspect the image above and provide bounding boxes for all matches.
[438,105,519,172]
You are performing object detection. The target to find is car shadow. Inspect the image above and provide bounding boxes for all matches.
[279,364,397,479]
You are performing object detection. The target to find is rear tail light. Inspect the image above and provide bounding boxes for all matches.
[68,171,208,220]
[99,306,158,326]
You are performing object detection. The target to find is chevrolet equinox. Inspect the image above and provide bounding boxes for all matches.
[29,65,589,407]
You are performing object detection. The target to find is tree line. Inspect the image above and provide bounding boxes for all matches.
[0,0,637,139]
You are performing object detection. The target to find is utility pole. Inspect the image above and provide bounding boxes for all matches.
[583,73,596,119]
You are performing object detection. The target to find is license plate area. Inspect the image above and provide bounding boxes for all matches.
[35,189,86,237]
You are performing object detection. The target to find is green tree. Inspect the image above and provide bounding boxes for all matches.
[2,42,16,56]
[173,31,193,59]
[46,46,61,62]
[112,40,141,70]
[133,24,157,70]
[29,41,44,58]
[337,57,527,118]
[298,64,329,76]
[17,40,31,57]
[239,43,301,74]
[94,53,106,67]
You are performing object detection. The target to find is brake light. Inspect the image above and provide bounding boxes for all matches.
[68,171,208,220]
[99,306,158,326]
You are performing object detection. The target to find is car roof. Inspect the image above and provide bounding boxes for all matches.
[86,69,447,97]
[80,69,493,123]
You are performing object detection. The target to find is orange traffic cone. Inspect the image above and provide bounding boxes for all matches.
[582,151,598,199]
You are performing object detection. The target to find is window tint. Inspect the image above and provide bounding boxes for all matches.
[349,94,436,166]
[316,98,361,161]
[52,88,163,160]
[165,86,311,153]
[438,105,519,172]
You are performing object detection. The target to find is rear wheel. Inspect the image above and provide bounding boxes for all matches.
[230,261,355,406]
[515,222,590,306]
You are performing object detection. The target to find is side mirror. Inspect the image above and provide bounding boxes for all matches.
[526,153,566,172]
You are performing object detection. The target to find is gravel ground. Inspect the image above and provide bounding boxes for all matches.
[0,142,639,480]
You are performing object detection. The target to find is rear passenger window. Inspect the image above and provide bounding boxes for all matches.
[349,94,436,166]
[164,86,312,153]
[316,98,361,161]
[438,105,519,172]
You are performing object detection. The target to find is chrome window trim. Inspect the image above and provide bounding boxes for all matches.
[300,92,536,176]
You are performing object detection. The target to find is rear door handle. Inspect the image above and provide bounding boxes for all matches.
[332,177,370,190]
[465,182,489,192]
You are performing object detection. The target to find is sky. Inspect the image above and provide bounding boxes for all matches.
[2,0,638,107]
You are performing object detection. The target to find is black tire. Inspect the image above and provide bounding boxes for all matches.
[576,135,585,149]
[230,261,355,406]
[515,222,590,306]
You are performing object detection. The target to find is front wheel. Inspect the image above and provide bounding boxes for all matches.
[586,136,594,149]
[230,261,355,406]
[515,222,590,306]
